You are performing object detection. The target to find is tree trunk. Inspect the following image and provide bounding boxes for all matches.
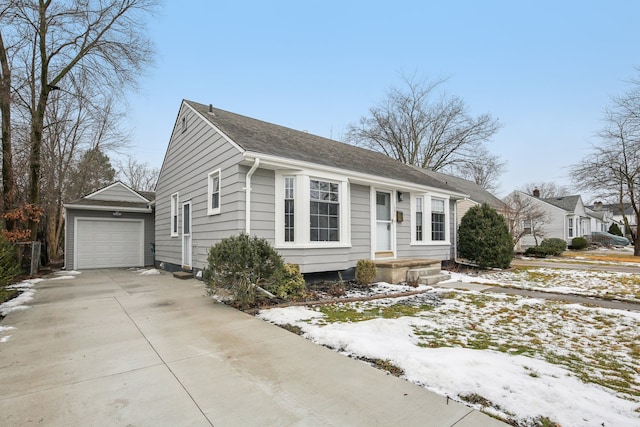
[0,31,15,231]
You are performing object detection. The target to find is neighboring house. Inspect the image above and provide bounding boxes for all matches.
[154,100,469,275]
[507,191,593,250]
[604,203,637,238]
[585,202,615,234]
[64,182,155,270]
[419,169,506,226]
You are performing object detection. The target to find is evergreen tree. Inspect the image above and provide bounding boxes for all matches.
[608,223,623,237]
[459,203,513,269]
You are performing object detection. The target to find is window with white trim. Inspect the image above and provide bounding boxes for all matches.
[310,179,339,241]
[275,173,349,247]
[568,218,574,237]
[207,170,221,215]
[415,196,424,241]
[431,198,446,241]
[170,192,179,237]
[284,176,295,242]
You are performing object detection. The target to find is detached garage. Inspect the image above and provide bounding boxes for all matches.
[64,182,155,270]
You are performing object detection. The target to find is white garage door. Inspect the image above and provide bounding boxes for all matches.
[75,218,144,269]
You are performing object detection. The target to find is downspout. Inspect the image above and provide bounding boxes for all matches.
[244,157,260,234]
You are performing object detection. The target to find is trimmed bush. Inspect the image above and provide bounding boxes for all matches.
[458,203,514,269]
[0,235,20,288]
[267,263,306,300]
[356,259,377,285]
[203,233,284,308]
[571,236,588,250]
[608,223,623,237]
[540,238,567,256]
[524,246,548,258]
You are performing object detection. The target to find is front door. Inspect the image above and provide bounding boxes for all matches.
[182,201,192,269]
[375,191,393,256]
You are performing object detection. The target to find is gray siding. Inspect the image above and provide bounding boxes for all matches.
[65,208,155,269]
[396,198,452,261]
[88,184,147,202]
[155,103,245,270]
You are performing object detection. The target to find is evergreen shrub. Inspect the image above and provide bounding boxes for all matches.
[458,203,514,269]
[0,235,21,288]
[268,263,306,300]
[203,233,284,308]
[540,238,567,256]
[571,237,588,250]
[608,223,623,237]
[355,259,378,285]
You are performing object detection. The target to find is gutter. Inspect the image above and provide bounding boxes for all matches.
[244,157,261,233]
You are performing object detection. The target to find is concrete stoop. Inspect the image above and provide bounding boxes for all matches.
[173,271,193,280]
[374,258,449,285]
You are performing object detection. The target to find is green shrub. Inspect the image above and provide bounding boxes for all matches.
[355,259,377,285]
[608,223,623,236]
[0,235,21,288]
[524,246,548,258]
[540,238,567,256]
[267,263,306,300]
[571,236,588,250]
[203,233,284,309]
[458,203,514,269]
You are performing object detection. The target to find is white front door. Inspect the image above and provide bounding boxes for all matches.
[375,191,393,254]
[182,201,192,269]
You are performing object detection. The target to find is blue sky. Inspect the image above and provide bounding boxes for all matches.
[127,1,640,197]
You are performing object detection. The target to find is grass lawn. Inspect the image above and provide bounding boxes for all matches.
[259,266,640,426]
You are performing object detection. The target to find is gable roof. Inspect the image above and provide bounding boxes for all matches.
[184,100,463,195]
[64,181,154,212]
[541,195,581,212]
[418,168,505,209]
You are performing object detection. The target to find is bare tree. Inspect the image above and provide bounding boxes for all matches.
[571,70,640,255]
[448,147,506,193]
[2,0,157,239]
[345,74,502,171]
[502,191,549,248]
[39,78,128,260]
[115,155,158,192]
[519,182,572,198]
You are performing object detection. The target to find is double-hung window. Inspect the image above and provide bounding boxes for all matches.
[208,170,221,215]
[415,196,424,241]
[431,198,446,241]
[170,193,179,237]
[568,218,574,238]
[310,179,339,241]
[284,177,295,242]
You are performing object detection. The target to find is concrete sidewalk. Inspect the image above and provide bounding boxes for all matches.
[0,269,504,426]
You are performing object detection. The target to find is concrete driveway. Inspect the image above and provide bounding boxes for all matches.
[0,269,504,426]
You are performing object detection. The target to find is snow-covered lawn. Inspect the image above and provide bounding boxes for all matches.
[480,267,640,303]
[258,279,640,426]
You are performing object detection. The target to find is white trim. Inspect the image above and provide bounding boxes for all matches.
[171,192,179,237]
[84,181,150,203]
[274,171,351,249]
[63,204,152,213]
[370,188,396,259]
[244,152,469,199]
[73,217,144,269]
[182,201,192,268]
[184,101,246,154]
[410,193,452,246]
[207,169,221,216]
[244,158,260,233]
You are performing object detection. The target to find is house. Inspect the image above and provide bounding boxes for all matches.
[585,202,615,234]
[419,169,506,226]
[507,190,593,250]
[602,203,637,238]
[64,182,155,270]
[154,100,470,277]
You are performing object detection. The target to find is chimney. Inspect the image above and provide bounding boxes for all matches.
[594,201,603,210]
[533,188,540,198]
